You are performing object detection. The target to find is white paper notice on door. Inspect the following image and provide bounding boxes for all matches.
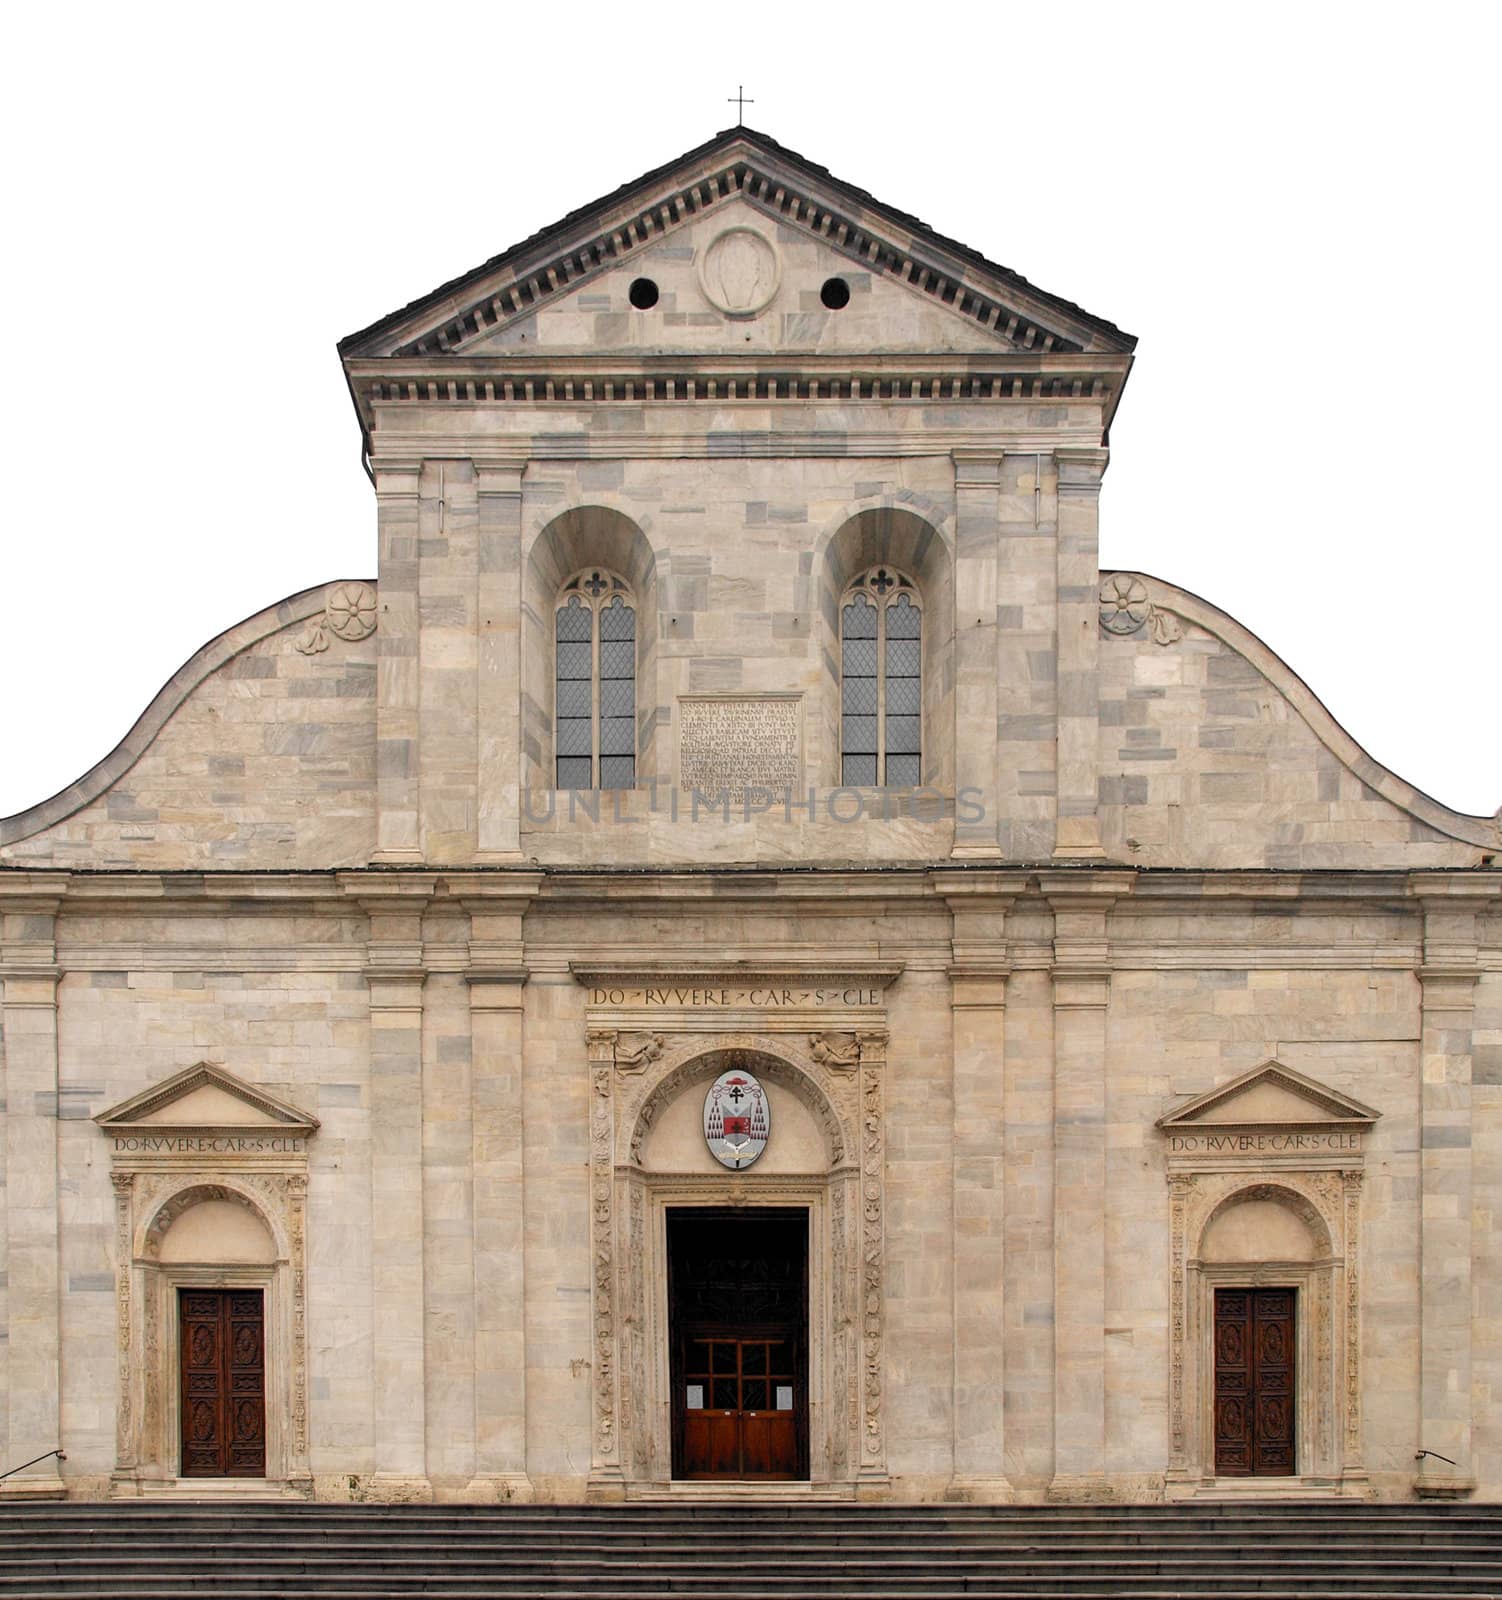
[776,1385,793,1410]
[686,1385,704,1410]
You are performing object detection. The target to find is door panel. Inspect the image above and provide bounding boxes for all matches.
[179,1288,266,1477]
[1214,1286,1294,1477]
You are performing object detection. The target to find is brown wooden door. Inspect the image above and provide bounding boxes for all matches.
[669,1209,807,1480]
[680,1337,800,1479]
[1214,1286,1295,1476]
[180,1288,266,1477]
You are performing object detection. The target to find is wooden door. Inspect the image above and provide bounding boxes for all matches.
[669,1209,807,1480]
[680,1336,800,1479]
[180,1288,266,1477]
[1214,1286,1295,1476]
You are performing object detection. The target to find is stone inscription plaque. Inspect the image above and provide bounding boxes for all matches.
[1167,1131,1362,1155]
[586,984,882,1010]
[112,1135,307,1155]
[679,695,800,801]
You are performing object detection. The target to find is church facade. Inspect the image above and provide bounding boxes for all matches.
[1,128,1497,1505]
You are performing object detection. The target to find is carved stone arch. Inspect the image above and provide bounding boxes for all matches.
[1192,1177,1337,1264]
[621,1035,850,1168]
[139,1179,288,1263]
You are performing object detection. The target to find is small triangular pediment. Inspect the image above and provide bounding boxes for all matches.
[1157,1061,1380,1132]
[95,1062,319,1136]
[340,127,1134,364]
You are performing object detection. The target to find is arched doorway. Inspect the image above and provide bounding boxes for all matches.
[585,1029,887,1497]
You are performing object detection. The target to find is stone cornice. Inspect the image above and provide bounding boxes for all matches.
[347,351,1129,438]
[5,865,1500,909]
[571,959,905,991]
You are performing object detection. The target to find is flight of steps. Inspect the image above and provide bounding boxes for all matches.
[0,1501,1498,1598]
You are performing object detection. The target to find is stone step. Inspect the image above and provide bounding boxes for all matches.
[1,1563,1497,1592]
[1,1503,1495,1599]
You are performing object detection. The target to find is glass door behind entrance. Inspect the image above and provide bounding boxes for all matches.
[681,1337,799,1478]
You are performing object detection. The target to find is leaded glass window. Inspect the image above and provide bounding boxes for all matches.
[555,570,636,790]
[840,567,921,786]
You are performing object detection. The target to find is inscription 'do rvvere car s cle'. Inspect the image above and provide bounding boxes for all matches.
[704,1067,770,1170]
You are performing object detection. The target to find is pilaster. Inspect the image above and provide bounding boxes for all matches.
[1053,449,1107,859]
[361,883,434,1499]
[418,460,479,862]
[1412,884,1482,1497]
[372,455,423,864]
[995,453,1058,860]
[1042,871,1131,1499]
[950,449,1002,858]
[0,900,64,1497]
[462,877,539,1501]
[939,871,1027,1500]
[475,456,527,861]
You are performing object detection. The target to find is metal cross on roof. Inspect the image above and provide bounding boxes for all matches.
[728,85,754,124]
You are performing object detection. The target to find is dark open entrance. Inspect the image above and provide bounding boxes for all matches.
[1214,1286,1296,1476]
[668,1207,808,1480]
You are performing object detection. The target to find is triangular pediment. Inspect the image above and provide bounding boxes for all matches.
[95,1062,319,1136]
[1157,1061,1380,1132]
[340,127,1134,364]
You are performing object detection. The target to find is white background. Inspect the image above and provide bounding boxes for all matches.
[1,4,1496,820]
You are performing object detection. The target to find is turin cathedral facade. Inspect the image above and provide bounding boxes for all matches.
[1,128,1498,1506]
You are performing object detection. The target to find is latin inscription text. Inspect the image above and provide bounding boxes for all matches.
[589,986,880,1010]
[679,696,800,802]
[112,1135,305,1154]
[1169,1131,1361,1154]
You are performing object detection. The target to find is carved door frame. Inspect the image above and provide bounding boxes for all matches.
[1168,1171,1366,1495]
[584,1027,888,1497]
[109,1171,311,1495]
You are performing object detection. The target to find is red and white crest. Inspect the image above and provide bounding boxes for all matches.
[703,1067,771,1170]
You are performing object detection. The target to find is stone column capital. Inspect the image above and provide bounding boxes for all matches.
[1054,447,1109,492]
[473,454,528,495]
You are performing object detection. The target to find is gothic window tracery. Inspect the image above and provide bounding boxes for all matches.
[556,570,636,790]
[840,567,921,786]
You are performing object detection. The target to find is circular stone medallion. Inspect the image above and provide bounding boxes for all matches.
[698,227,781,319]
[704,1066,771,1170]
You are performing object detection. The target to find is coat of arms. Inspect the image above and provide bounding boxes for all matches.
[703,1067,771,1170]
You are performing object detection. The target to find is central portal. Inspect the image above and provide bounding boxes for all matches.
[668,1207,808,1481]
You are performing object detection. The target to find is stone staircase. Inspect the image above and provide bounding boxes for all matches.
[0,1501,1498,1598]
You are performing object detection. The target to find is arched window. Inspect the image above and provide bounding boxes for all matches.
[555,570,636,790]
[840,567,921,786]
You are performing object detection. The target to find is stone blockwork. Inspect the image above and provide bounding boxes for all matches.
[0,128,1497,1507]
